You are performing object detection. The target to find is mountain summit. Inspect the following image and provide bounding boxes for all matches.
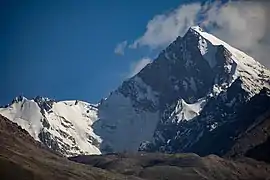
[1,26,270,157]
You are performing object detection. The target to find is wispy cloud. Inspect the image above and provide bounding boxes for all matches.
[128,58,152,78]
[203,0,270,67]
[130,3,202,49]
[114,40,128,55]
[121,1,270,67]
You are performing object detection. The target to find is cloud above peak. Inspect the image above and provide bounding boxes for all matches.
[116,0,270,68]
[130,3,202,49]
[203,0,270,67]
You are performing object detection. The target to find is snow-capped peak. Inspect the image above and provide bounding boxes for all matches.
[188,26,270,95]
[0,97,101,156]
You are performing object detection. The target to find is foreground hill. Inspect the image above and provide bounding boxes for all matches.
[69,153,270,180]
[1,114,270,180]
[0,115,140,180]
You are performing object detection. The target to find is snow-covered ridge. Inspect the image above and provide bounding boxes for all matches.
[0,97,101,156]
[190,26,270,95]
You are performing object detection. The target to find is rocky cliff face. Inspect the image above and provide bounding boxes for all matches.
[94,26,270,154]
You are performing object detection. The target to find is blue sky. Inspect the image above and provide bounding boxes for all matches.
[2,0,267,105]
[0,0,201,105]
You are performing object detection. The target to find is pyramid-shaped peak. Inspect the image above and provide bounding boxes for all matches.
[186,25,230,47]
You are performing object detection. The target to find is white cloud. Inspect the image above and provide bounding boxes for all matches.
[114,40,128,55]
[203,0,270,67]
[130,3,202,49]
[124,1,270,67]
[128,58,152,77]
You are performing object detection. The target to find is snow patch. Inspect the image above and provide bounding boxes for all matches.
[209,122,218,132]
[171,98,207,123]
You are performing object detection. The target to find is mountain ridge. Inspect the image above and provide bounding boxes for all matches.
[0,96,101,156]
[1,25,270,157]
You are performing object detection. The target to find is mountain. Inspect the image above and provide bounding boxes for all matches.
[1,26,270,157]
[0,96,101,156]
[94,26,270,155]
[1,114,270,180]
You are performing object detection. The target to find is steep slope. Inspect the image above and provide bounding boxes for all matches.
[94,26,270,154]
[0,115,140,180]
[184,88,270,156]
[226,108,270,163]
[0,96,101,156]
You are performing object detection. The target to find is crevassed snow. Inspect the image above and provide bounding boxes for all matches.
[0,98,101,156]
[46,100,101,155]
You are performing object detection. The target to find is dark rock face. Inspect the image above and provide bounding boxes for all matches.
[140,87,270,156]
[34,96,55,114]
[246,137,270,163]
[38,129,60,153]
[187,88,270,156]
[11,95,25,104]
[224,101,270,163]
[135,27,270,157]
